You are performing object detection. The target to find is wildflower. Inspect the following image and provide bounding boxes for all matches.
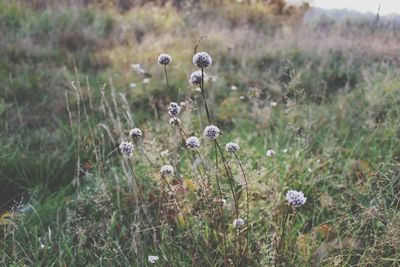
[233,218,245,229]
[160,165,174,176]
[225,142,240,153]
[285,190,307,208]
[190,70,205,85]
[169,117,181,125]
[129,82,137,89]
[160,150,170,157]
[193,52,212,68]
[148,255,159,264]
[203,125,220,140]
[129,128,142,138]
[266,149,276,157]
[270,101,277,107]
[119,141,134,158]
[168,102,181,117]
[143,78,150,84]
[186,136,200,150]
[158,53,172,65]
[231,85,238,91]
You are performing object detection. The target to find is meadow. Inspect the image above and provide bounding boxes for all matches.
[1,1,400,266]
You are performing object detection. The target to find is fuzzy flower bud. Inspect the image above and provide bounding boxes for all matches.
[285,190,307,208]
[193,52,212,68]
[203,125,220,140]
[186,136,200,150]
[119,141,134,158]
[168,102,181,117]
[190,70,206,85]
[129,128,142,138]
[225,142,240,153]
[158,53,172,66]
[160,165,174,176]
[233,218,245,229]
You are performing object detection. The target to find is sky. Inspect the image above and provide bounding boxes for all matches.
[288,0,400,15]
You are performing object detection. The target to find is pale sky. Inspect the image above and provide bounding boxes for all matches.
[289,0,400,15]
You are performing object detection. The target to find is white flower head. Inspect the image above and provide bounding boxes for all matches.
[203,125,220,140]
[186,136,200,150]
[233,218,245,229]
[266,149,276,157]
[285,190,307,208]
[160,165,174,176]
[129,128,142,138]
[193,52,212,68]
[119,141,134,158]
[143,78,150,84]
[168,102,181,117]
[190,70,206,85]
[225,142,240,153]
[169,117,181,126]
[158,53,172,66]
[148,255,159,264]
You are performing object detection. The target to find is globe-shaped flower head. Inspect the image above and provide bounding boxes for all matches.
[225,142,240,153]
[160,165,174,176]
[129,128,142,138]
[168,102,181,117]
[186,136,200,150]
[193,52,212,68]
[203,125,220,140]
[190,70,206,85]
[119,141,134,158]
[285,190,307,208]
[158,53,172,66]
[233,218,245,229]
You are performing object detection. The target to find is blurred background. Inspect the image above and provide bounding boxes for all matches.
[1,0,399,209]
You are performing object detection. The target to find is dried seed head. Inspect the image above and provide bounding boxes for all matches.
[193,52,212,68]
[168,102,181,117]
[158,53,172,65]
[285,190,307,208]
[129,128,142,138]
[203,125,220,140]
[119,141,134,158]
[160,165,174,176]
[190,70,205,85]
[225,142,240,153]
[186,136,200,150]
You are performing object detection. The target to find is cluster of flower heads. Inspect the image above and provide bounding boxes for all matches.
[225,142,240,153]
[148,255,159,264]
[233,217,245,229]
[119,141,134,158]
[285,190,307,208]
[158,53,172,66]
[193,52,212,68]
[168,102,181,117]
[203,125,220,140]
[129,128,142,138]
[190,70,204,85]
[160,165,174,176]
[186,136,200,150]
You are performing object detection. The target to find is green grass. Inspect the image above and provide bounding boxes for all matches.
[1,1,400,266]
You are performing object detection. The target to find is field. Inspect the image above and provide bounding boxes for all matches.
[1,1,400,266]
